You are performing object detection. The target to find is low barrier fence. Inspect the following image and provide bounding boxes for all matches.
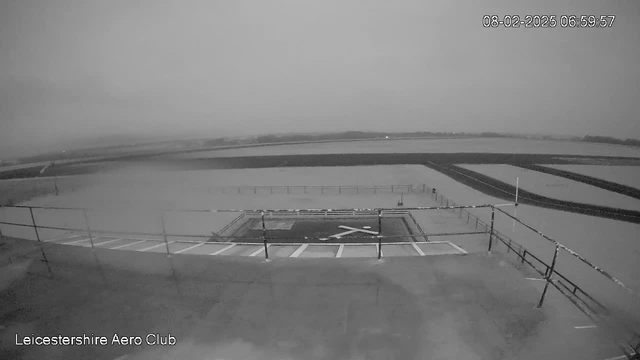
[220,184,424,195]
[0,199,638,358]
[427,188,640,359]
[1,182,428,206]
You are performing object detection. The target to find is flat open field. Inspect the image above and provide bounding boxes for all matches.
[166,138,640,159]
[2,159,639,348]
[543,164,640,189]
[405,165,640,332]
[458,164,640,211]
[0,165,474,242]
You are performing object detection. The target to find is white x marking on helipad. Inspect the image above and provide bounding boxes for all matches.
[326,225,379,240]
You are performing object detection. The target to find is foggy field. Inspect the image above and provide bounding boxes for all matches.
[0,165,469,242]
[166,138,640,159]
[543,164,640,189]
[2,161,639,332]
[459,164,640,212]
[408,165,640,330]
[0,175,97,205]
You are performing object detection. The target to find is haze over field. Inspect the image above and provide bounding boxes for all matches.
[1,0,639,158]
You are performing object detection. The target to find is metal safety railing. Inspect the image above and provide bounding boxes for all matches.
[428,188,640,359]
[0,203,496,262]
[1,199,639,358]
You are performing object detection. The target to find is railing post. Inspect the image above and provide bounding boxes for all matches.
[29,207,41,242]
[29,206,51,272]
[467,212,470,223]
[160,212,170,256]
[261,212,269,260]
[537,244,560,308]
[377,209,383,260]
[82,209,95,250]
[475,218,479,229]
[488,208,496,252]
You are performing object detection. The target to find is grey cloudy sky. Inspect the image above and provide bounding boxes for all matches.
[1,0,639,157]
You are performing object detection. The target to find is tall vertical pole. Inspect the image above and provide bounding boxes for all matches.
[537,244,559,308]
[513,177,519,231]
[160,212,170,256]
[29,207,41,243]
[488,208,496,252]
[261,212,269,260]
[82,209,95,250]
[29,206,51,274]
[377,209,383,260]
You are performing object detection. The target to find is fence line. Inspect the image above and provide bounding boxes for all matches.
[1,183,426,206]
[1,195,638,357]
[427,188,640,358]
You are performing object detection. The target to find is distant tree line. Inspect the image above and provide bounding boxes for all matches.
[133,131,523,151]
[580,135,640,148]
[244,131,476,145]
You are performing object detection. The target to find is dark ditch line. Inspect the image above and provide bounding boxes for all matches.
[423,163,640,224]
[514,164,640,200]
[4,153,640,180]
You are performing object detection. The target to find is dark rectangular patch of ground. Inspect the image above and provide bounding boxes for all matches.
[231,217,412,243]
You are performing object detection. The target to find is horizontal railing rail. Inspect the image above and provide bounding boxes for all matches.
[1,196,638,358]
[428,189,639,358]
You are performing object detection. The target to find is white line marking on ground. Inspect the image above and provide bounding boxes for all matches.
[113,355,128,360]
[447,242,468,254]
[210,244,236,256]
[110,240,147,250]
[290,244,309,258]
[249,245,269,257]
[336,244,345,258]
[411,243,426,256]
[603,355,628,360]
[174,242,205,254]
[44,234,85,242]
[526,278,546,281]
[138,242,172,252]
[574,325,598,329]
[337,225,379,235]
[92,238,123,247]
[64,238,91,245]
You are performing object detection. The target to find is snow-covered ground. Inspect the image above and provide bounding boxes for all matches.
[458,164,640,211]
[1,163,639,328]
[167,138,640,158]
[543,164,640,189]
[404,165,640,329]
[0,165,451,241]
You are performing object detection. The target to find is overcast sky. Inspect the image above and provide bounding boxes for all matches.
[1,0,639,157]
